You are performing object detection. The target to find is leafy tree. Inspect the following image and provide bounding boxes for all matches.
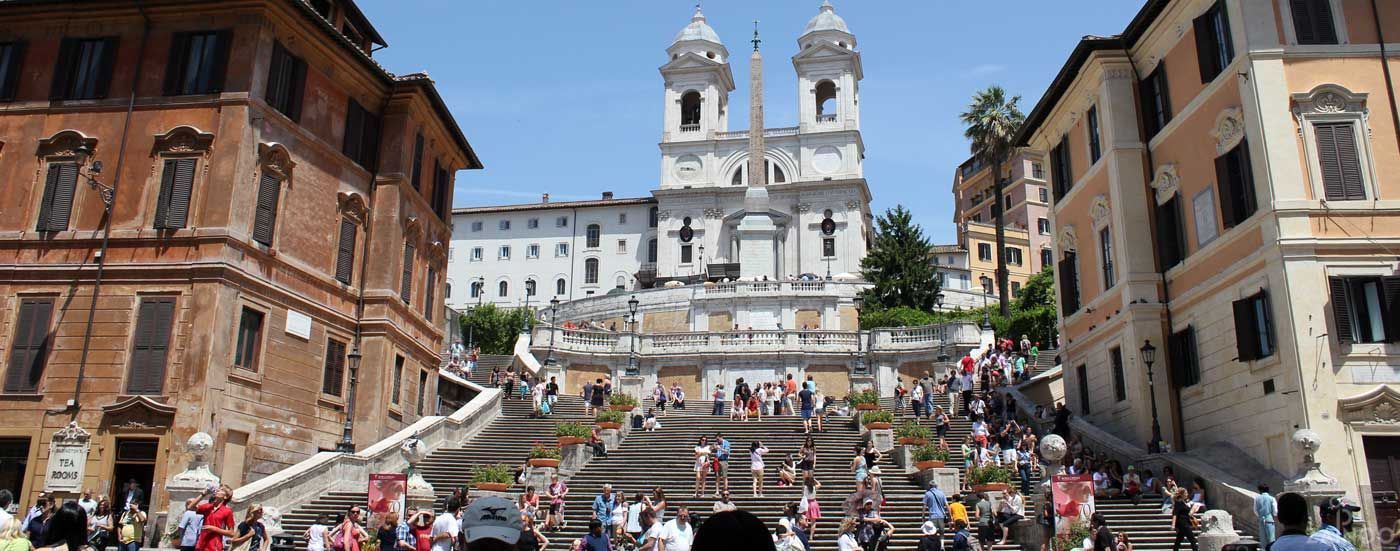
[1013,267,1056,311]
[859,205,941,316]
[860,306,940,329]
[460,304,535,355]
[960,86,1026,317]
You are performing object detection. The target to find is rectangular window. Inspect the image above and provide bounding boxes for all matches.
[1032,162,1044,179]
[972,213,983,224]
[36,162,79,232]
[1011,281,1021,297]
[154,158,196,229]
[498,246,510,259]
[585,259,600,284]
[618,213,627,224]
[586,225,601,248]
[400,242,414,303]
[252,172,280,246]
[499,220,511,231]
[1005,194,1013,207]
[1041,249,1054,270]
[1059,252,1080,313]
[1328,276,1400,345]
[556,243,569,257]
[471,247,483,261]
[1232,291,1276,361]
[163,30,231,96]
[416,369,428,416]
[391,355,404,405]
[1050,138,1073,201]
[823,238,836,258]
[680,244,693,264]
[1314,121,1367,201]
[1170,326,1200,387]
[527,244,540,259]
[1193,0,1235,84]
[1039,187,1049,203]
[234,307,264,372]
[1291,0,1338,45]
[51,37,118,100]
[1007,247,1023,266]
[424,268,436,322]
[410,133,424,191]
[1038,218,1051,235]
[127,297,176,395]
[264,40,306,121]
[0,41,26,101]
[617,239,627,254]
[528,218,539,229]
[526,280,537,296]
[649,208,659,228]
[322,338,347,396]
[1140,64,1173,138]
[1155,194,1186,270]
[471,221,483,232]
[1110,347,1126,402]
[647,239,658,263]
[1099,228,1115,289]
[1215,139,1258,229]
[977,243,992,262]
[5,298,53,393]
[1076,364,1091,415]
[342,100,380,169]
[1087,105,1102,164]
[557,216,568,227]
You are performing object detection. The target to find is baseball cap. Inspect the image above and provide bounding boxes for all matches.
[1321,497,1361,513]
[462,496,523,545]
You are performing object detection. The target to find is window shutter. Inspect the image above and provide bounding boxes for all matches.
[265,42,286,105]
[335,219,356,284]
[1334,123,1366,200]
[1329,276,1355,345]
[343,101,364,161]
[163,32,189,96]
[0,42,25,100]
[127,298,174,395]
[38,163,78,232]
[1058,254,1079,313]
[1234,140,1257,220]
[36,164,61,231]
[1381,276,1400,343]
[1232,297,1259,361]
[50,38,77,100]
[1214,153,1237,229]
[1183,328,1199,385]
[411,133,424,191]
[425,268,435,321]
[1193,12,1217,83]
[167,158,196,228]
[288,58,306,122]
[5,299,53,393]
[1292,0,1337,45]
[154,159,176,228]
[208,30,233,93]
[401,242,414,303]
[1155,196,1183,270]
[252,173,280,246]
[1315,123,1346,200]
[322,340,346,396]
[93,37,119,99]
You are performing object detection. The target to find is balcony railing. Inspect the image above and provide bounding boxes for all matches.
[679,123,701,133]
[561,329,619,348]
[715,127,799,140]
[700,281,827,296]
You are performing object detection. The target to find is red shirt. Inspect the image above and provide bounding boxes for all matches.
[195,501,234,551]
[960,356,975,374]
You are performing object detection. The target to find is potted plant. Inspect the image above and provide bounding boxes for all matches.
[911,445,951,471]
[555,422,591,448]
[861,409,894,430]
[596,410,626,430]
[968,464,1014,492]
[528,442,561,468]
[471,463,514,492]
[846,389,880,411]
[895,421,932,446]
[1053,520,1091,551]
[608,393,639,412]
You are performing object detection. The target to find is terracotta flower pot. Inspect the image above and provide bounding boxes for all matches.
[528,458,561,468]
[971,483,1011,493]
[474,482,510,492]
[916,460,946,471]
[864,422,892,430]
[610,405,636,412]
[855,403,880,411]
[557,437,586,447]
[597,421,621,430]
[898,437,929,446]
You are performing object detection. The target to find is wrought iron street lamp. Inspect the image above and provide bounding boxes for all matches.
[68,144,118,413]
[698,245,706,281]
[935,292,949,362]
[337,345,364,452]
[545,297,560,367]
[1141,339,1164,453]
[853,296,867,374]
[466,276,484,352]
[980,276,993,329]
[626,295,640,376]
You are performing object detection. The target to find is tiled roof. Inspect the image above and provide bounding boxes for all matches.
[452,197,657,216]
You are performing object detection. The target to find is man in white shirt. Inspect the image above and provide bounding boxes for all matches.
[657,507,693,551]
[0,490,13,528]
[429,498,462,551]
[77,489,97,516]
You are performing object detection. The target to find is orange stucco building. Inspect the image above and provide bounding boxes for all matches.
[1018,0,1400,530]
[951,151,1054,299]
[0,0,480,513]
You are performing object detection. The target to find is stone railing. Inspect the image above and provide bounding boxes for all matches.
[715,126,800,139]
[561,329,620,349]
[698,280,830,297]
[650,332,710,350]
[535,321,984,358]
[230,383,502,517]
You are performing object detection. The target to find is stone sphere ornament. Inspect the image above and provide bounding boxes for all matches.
[186,432,214,462]
[1040,434,1068,463]
[400,435,428,466]
[1291,429,1322,455]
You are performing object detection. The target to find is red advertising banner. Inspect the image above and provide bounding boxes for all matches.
[1051,473,1095,534]
[368,473,407,523]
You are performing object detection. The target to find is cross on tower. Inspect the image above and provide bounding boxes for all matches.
[751,20,761,51]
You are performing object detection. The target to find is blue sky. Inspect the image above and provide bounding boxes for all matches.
[358,1,1144,245]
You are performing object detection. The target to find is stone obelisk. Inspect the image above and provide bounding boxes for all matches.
[737,22,777,280]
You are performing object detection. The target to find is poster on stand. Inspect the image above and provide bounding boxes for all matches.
[368,473,407,522]
[1051,473,1095,534]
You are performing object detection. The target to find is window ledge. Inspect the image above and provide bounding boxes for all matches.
[229,369,263,386]
[1335,343,1400,358]
[0,393,46,401]
[318,395,347,410]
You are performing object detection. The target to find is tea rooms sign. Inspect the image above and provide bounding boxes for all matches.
[45,422,92,493]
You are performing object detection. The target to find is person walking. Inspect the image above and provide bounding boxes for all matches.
[1090,512,1113,551]
[693,436,713,498]
[195,486,236,551]
[589,378,607,415]
[658,507,693,551]
[87,500,112,551]
[592,485,619,533]
[800,476,823,538]
[799,385,816,434]
[1254,484,1278,549]
[715,434,732,497]
[580,519,610,551]
[712,385,726,417]
[1269,493,1324,551]
[116,502,146,551]
[923,480,948,535]
[329,507,367,551]
[912,382,926,419]
[175,499,202,551]
[429,499,459,551]
[750,441,770,497]
[406,511,432,551]
[545,474,569,531]
[1171,489,1198,551]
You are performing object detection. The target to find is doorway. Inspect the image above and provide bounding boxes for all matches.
[110,439,158,510]
[0,438,30,500]
[1363,436,1400,537]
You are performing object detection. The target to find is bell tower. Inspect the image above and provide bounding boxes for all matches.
[660,7,735,143]
[793,1,862,132]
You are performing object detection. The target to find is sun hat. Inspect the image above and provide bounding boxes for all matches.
[921,521,939,536]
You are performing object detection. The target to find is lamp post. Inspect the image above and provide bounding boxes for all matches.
[853,295,867,374]
[337,345,364,452]
[626,295,640,376]
[466,276,484,352]
[935,292,949,362]
[521,284,533,336]
[980,276,993,329]
[825,255,833,281]
[698,245,706,281]
[545,297,560,367]
[67,145,117,414]
[1141,340,1164,453]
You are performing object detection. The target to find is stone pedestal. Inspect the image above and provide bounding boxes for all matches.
[401,436,435,512]
[850,374,877,396]
[894,446,914,471]
[523,467,557,495]
[560,443,594,475]
[1282,429,1346,529]
[913,467,961,494]
[600,428,623,451]
[468,488,522,502]
[163,432,220,540]
[864,428,893,453]
[620,376,646,405]
[1198,510,1241,551]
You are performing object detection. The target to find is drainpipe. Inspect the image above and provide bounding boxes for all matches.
[1372,0,1400,160]
[70,1,149,415]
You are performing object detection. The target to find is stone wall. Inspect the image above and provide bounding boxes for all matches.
[644,309,690,333]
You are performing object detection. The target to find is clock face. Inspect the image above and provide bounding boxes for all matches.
[821,218,836,235]
[674,155,703,182]
[679,226,694,243]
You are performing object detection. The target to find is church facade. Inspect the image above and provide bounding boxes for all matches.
[448,2,872,309]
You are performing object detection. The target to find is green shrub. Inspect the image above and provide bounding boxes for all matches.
[1053,520,1091,551]
[968,464,1014,485]
[596,410,626,424]
[471,463,515,485]
[860,306,940,329]
[608,393,639,407]
[846,389,880,406]
[895,421,932,440]
[555,422,591,439]
[912,445,951,463]
[861,409,894,424]
[528,443,560,460]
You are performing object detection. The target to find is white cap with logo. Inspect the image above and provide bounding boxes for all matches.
[461,496,522,545]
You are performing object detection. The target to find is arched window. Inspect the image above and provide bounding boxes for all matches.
[680,91,702,127]
[556,278,567,295]
[586,224,601,248]
[526,279,537,296]
[498,281,508,297]
[647,238,658,263]
[731,160,786,185]
[470,280,482,298]
[772,162,786,183]
[616,276,626,289]
[445,283,452,299]
[815,80,837,122]
[731,168,744,186]
[584,258,600,284]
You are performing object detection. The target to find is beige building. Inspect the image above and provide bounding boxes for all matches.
[952,151,1056,292]
[1016,0,1400,532]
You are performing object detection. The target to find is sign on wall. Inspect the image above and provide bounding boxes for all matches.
[45,422,92,493]
[367,473,407,523]
[1051,473,1095,534]
[285,310,312,340]
[1192,187,1219,248]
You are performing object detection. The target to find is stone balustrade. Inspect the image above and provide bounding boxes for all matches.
[535,321,984,358]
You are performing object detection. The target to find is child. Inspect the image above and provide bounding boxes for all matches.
[643,409,658,431]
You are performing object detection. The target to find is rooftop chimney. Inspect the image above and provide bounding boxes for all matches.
[542,193,550,203]
[602,191,614,200]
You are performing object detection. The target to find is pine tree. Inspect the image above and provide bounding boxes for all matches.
[859,205,941,313]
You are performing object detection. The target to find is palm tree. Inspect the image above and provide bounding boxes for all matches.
[960,85,1025,317]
